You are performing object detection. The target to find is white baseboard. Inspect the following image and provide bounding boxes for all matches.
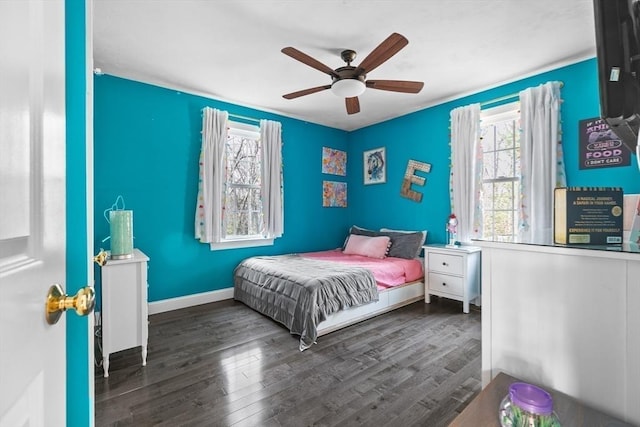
[148,287,234,315]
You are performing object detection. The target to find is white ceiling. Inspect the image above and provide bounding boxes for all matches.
[93,0,597,131]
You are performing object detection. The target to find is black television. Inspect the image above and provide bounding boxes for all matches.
[593,0,640,154]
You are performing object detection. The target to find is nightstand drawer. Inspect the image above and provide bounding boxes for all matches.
[428,252,464,275]
[428,272,464,296]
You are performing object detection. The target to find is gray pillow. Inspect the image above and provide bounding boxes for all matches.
[349,225,378,237]
[380,230,425,259]
[380,228,428,258]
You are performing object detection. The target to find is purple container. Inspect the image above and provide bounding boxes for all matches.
[509,382,554,416]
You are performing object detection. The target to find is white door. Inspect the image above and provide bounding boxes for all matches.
[0,0,68,426]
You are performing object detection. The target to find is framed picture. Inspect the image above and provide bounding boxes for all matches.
[578,117,630,169]
[321,147,347,176]
[322,181,347,207]
[363,147,386,185]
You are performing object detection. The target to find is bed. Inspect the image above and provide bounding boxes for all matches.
[233,226,426,350]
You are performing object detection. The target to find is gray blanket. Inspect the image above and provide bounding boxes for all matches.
[233,254,379,350]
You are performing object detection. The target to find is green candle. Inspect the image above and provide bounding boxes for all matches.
[109,210,133,258]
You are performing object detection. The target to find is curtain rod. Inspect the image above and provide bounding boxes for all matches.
[480,93,519,107]
[480,81,565,108]
[229,113,261,124]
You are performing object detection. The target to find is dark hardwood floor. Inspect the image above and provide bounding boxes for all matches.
[95,297,481,427]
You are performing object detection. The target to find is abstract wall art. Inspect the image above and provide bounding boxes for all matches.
[322,181,347,207]
[322,147,347,176]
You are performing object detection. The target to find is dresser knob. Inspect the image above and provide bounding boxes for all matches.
[442,282,447,286]
[442,262,448,266]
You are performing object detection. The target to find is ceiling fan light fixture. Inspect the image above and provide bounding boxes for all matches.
[331,78,366,98]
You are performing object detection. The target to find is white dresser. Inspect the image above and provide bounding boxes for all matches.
[476,240,640,425]
[423,244,481,313]
[100,248,149,378]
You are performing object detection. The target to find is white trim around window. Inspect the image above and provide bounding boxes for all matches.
[209,237,274,251]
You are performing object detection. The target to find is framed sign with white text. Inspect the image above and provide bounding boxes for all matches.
[579,117,630,169]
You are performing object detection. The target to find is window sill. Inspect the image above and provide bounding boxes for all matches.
[209,237,274,251]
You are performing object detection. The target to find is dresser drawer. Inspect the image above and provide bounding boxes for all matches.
[428,252,464,275]
[428,272,464,296]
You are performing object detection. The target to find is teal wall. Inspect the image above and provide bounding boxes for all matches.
[347,58,640,244]
[65,1,91,426]
[95,58,640,303]
[94,76,349,303]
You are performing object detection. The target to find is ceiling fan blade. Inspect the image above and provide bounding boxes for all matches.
[366,80,424,93]
[354,33,409,76]
[283,85,331,99]
[345,97,360,115]
[281,47,339,78]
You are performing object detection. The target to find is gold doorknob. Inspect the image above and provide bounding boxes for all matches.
[45,284,96,325]
[94,249,108,266]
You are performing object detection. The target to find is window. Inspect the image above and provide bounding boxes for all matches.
[212,121,273,249]
[224,122,263,239]
[196,108,283,250]
[480,103,520,242]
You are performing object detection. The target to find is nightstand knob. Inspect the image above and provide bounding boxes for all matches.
[93,249,108,266]
[442,262,448,266]
[442,282,447,286]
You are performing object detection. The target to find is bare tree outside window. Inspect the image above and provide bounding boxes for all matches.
[480,106,521,242]
[224,126,263,237]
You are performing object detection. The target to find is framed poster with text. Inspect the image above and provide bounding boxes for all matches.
[579,117,630,169]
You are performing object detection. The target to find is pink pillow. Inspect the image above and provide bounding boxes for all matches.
[343,234,390,259]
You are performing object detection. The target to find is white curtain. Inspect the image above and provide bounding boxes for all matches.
[449,103,482,243]
[195,107,228,243]
[518,81,566,244]
[260,119,284,238]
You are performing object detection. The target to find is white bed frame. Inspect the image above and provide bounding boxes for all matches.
[316,280,425,336]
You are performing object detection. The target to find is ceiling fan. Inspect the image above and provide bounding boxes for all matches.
[281,33,424,115]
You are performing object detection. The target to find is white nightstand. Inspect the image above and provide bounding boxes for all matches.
[423,244,480,313]
[100,248,149,377]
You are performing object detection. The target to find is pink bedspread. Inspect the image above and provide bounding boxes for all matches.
[300,249,423,289]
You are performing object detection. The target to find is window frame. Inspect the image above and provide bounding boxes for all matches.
[210,120,274,251]
[479,102,521,242]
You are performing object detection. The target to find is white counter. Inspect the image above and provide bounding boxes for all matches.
[476,240,640,425]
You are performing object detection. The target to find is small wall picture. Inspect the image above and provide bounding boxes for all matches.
[322,181,347,207]
[322,147,347,176]
[363,147,386,185]
[578,117,630,169]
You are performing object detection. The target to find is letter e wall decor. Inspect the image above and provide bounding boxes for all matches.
[400,159,432,202]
